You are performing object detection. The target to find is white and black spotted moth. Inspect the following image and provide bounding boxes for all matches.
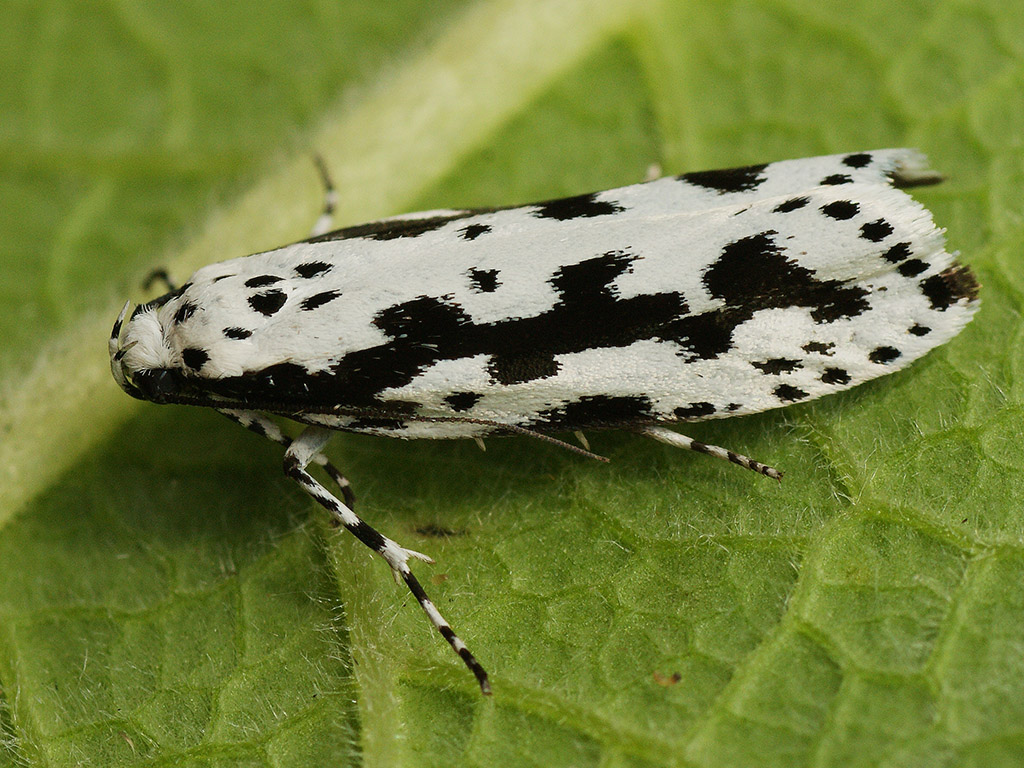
[110,149,978,694]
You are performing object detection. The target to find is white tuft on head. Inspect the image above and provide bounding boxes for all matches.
[120,307,175,374]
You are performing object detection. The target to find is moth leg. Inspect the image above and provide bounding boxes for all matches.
[285,426,492,695]
[217,408,355,509]
[141,268,177,292]
[639,425,782,481]
[309,155,338,238]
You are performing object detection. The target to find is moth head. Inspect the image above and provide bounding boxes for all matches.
[109,293,192,404]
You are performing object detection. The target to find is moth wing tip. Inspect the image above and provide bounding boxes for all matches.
[889,149,945,188]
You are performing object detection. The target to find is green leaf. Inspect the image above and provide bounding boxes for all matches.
[2,0,1023,765]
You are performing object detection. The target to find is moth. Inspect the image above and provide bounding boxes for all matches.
[110,149,979,694]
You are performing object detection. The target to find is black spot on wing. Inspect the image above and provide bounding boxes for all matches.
[200,361,366,412]
[860,219,894,242]
[295,261,332,278]
[245,275,282,288]
[308,212,480,242]
[752,358,802,375]
[301,290,341,311]
[661,232,870,362]
[921,265,979,310]
[201,250,686,412]
[821,174,853,185]
[459,223,491,241]
[187,231,916,421]
[481,250,685,385]
[249,289,287,316]
[489,352,560,385]
[181,348,209,371]
[374,295,469,339]
[679,163,768,193]
[821,200,859,220]
[212,274,233,283]
[821,367,850,385]
[909,324,931,336]
[725,403,742,412]
[883,242,912,263]
[774,384,809,402]
[842,153,872,168]
[535,395,654,430]
[869,346,901,364]
[223,327,252,340]
[468,268,499,293]
[656,312,733,361]
[898,259,928,277]
[318,296,478,401]
[367,217,455,239]
[802,341,835,355]
[444,392,481,412]
[531,192,625,221]
[174,301,197,324]
[773,197,809,213]
[674,402,716,419]
[243,362,307,391]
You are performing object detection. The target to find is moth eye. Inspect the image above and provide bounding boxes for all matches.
[133,368,180,403]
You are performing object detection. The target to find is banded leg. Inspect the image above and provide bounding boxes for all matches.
[310,155,338,238]
[142,268,177,292]
[217,408,355,509]
[639,425,782,481]
[285,426,491,695]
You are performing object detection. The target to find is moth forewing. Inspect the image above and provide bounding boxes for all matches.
[110,149,978,693]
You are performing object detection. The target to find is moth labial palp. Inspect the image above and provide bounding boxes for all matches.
[109,148,979,694]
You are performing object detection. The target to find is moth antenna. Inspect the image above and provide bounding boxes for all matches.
[486,422,609,462]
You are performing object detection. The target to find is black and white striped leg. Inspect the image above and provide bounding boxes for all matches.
[217,408,355,509]
[141,268,177,293]
[310,155,338,238]
[638,425,782,481]
[285,426,491,695]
